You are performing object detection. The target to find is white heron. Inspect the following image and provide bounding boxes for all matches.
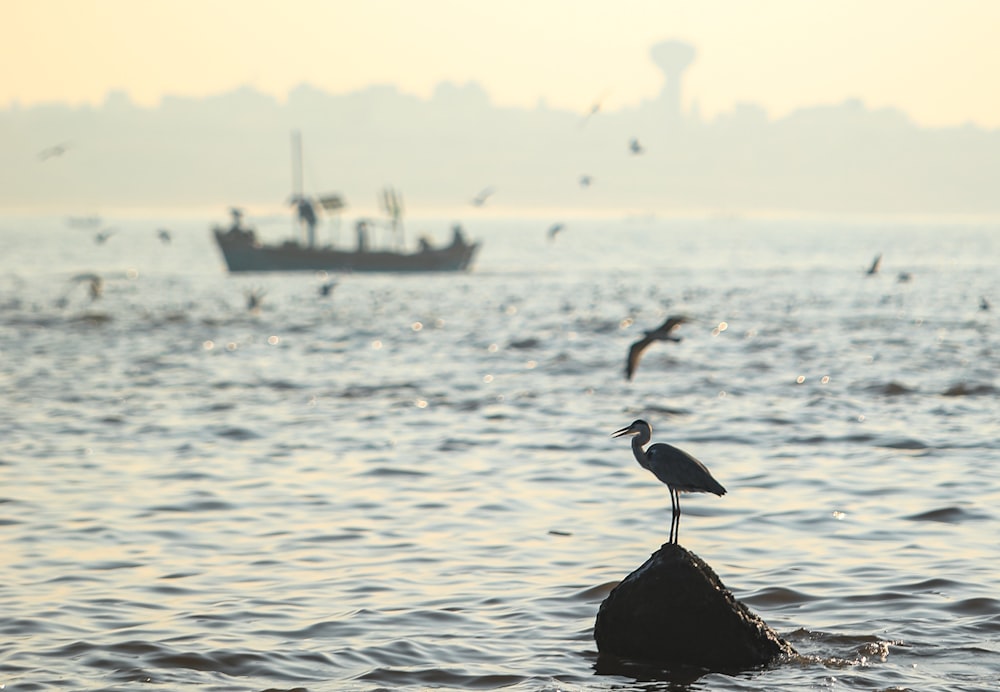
[612,419,726,544]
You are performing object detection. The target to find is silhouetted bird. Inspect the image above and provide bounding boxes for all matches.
[71,273,103,300]
[547,223,565,241]
[157,229,172,244]
[319,280,338,297]
[866,253,882,275]
[94,228,116,244]
[38,142,71,161]
[629,138,644,155]
[471,187,495,206]
[612,419,726,544]
[625,314,688,380]
[245,288,266,313]
[981,296,991,311]
[579,175,592,188]
[580,91,609,126]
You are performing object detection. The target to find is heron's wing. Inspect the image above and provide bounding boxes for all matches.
[648,443,726,496]
[625,336,654,380]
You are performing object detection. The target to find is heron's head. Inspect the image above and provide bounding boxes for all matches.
[611,419,651,439]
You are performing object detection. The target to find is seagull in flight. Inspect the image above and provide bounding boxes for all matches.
[471,187,496,207]
[38,142,72,161]
[625,314,688,380]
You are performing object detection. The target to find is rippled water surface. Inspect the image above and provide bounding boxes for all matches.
[1,215,998,691]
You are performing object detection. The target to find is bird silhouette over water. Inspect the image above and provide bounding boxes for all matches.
[70,273,104,301]
[319,279,338,297]
[547,223,565,241]
[38,142,71,161]
[866,253,882,275]
[612,419,726,544]
[471,187,495,207]
[94,228,116,245]
[629,138,644,155]
[625,314,687,380]
[157,228,172,244]
[245,288,266,313]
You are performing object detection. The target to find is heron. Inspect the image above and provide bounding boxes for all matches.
[612,419,726,544]
[625,314,687,380]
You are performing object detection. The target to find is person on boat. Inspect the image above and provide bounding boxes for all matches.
[356,220,370,252]
[419,235,433,252]
[451,224,467,247]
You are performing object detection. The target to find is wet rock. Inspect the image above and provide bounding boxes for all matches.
[594,543,795,671]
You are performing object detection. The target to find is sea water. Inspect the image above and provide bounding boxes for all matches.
[1,214,997,690]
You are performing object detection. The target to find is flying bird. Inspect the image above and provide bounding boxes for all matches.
[629,138,644,155]
[625,314,688,380]
[245,288,266,313]
[580,90,609,126]
[579,175,592,188]
[70,273,104,301]
[38,142,71,161]
[157,228,172,244]
[612,418,726,544]
[866,253,882,275]
[94,228,116,244]
[319,279,338,297]
[471,187,496,207]
[547,223,565,241]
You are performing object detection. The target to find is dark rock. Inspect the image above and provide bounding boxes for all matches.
[594,543,795,671]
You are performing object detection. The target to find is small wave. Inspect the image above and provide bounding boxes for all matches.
[944,597,1000,616]
[942,382,997,397]
[904,506,988,523]
[742,586,820,607]
[362,466,428,478]
[878,438,930,450]
[214,427,261,440]
[866,381,915,396]
[357,667,527,689]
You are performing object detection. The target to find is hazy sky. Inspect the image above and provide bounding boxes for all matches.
[5,1,999,128]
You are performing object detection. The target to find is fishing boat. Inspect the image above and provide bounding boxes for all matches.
[212,132,480,273]
[213,209,480,273]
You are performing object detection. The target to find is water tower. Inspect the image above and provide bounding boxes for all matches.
[650,40,696,122]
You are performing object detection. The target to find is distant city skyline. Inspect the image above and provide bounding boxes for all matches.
[4,54,999,218]
[5,1,1000,129]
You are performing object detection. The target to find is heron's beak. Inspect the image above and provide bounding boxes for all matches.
[611,426,634,438]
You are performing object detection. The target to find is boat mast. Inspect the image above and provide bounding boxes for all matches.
[291,129,316,247]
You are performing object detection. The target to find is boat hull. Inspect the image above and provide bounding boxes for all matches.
[213,227,479,273]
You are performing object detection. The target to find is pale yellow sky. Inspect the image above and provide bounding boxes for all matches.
[4,0,999,128]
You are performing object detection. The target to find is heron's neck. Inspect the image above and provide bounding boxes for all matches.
[631,436,650,470]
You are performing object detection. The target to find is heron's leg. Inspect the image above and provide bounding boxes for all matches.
[673,490,681,543]
[669,488,679,544]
